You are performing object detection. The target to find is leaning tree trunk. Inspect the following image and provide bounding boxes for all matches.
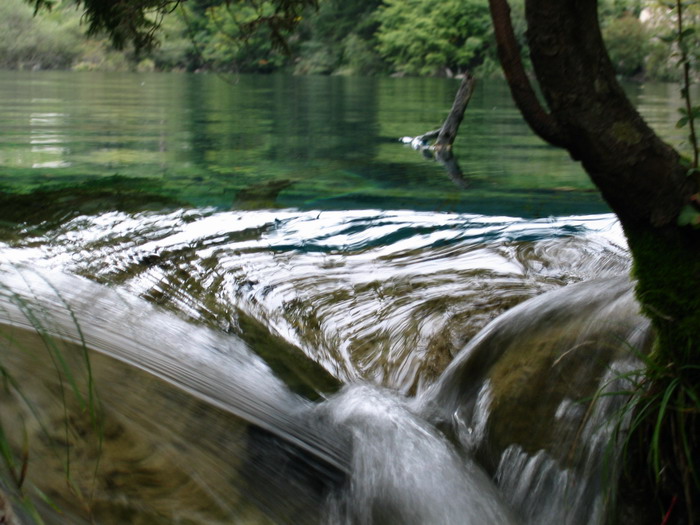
[401,74,476,188]
[489,0,700,521]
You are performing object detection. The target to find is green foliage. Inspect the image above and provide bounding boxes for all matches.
[645,39,681,80]
[0,0,81,70]
[375,0,493,76]
[27,0,181,51]
[15,0,699,81]
[293,0,384,75]
[603,15,650,76]
[338,33,385,76]
[673,0,700,167]
[148,12,194,70]
[294,40,341,74]
[28,0,318,53]
[195,2,289,72]
[599,0,645,19]
[643,1,700,81]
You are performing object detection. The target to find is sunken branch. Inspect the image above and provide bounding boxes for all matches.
[401,74,476,153]
[400,74,475,187]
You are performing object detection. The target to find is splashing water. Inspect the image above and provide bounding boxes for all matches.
[0,209,649,524]
[1,209,629,394]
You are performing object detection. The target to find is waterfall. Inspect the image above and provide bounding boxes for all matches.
[0,265,346,524]
[0,267,651,524]
[418,276,653,524]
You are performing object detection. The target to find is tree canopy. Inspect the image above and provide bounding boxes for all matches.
[18,0,697,81]
[375,0,493,76]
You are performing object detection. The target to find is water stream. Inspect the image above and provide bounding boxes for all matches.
[0,208,647,524]
[1,209,629,393]
[0,71,668,524]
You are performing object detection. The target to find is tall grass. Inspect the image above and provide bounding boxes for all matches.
[603,341,700,524]
[0,268,103,524]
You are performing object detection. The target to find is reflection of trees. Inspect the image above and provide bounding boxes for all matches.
[266,76,381,162]
[184,73,216,170]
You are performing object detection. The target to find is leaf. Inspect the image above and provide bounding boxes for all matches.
[651,381,677,481]
[677,203,700,227]
[677,116,690,128]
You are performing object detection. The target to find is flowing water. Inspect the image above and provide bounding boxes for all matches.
[0,71,682,523]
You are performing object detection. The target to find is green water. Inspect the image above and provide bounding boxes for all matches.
[0,71,692,218]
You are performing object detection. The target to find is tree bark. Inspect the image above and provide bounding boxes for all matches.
[435,74,476,151]
[488,0,568,149]
[489,0,700,521]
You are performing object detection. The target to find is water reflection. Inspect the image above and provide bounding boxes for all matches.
[29,111,70,168]
[0,71,610,216]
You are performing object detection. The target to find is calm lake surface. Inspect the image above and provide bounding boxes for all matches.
[0,70,690,217]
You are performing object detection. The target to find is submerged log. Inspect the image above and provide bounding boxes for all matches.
[435,74,476,151]
[401,74,476,153]
[400,74,475,186]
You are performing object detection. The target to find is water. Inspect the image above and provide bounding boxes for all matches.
[418,276,652,524]
[0,71,609,216]
[0,265,649,524]
[0,209,629,393]
[0,71,677,523]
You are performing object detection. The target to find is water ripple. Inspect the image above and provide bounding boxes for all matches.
[1,209,630,394]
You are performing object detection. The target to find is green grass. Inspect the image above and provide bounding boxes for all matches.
[0,269,103,524]
[600,340,700,524]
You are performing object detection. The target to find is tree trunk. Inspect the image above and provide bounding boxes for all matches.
[489,0,700,521]
[435,74,476,151]
[523,0,696,227]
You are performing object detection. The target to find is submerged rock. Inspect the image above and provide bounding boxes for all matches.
[419,275,653,525]
[0,265,347,525]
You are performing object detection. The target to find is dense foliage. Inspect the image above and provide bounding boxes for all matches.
[374,0,494,76]
[11,0,696,80]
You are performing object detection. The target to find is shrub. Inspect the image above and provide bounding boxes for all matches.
[603,15,650,77]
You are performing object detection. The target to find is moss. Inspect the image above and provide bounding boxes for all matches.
[232,308,341,400]
[0,175,184,227]
[485,325,618,467]
[233,179,295,209]
[622,225,700,522]
[609,121,643,146]
[626,226,700,361]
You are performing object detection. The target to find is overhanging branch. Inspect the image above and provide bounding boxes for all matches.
[488,0,568,149]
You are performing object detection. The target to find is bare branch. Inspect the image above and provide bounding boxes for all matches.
[435,74,476,151]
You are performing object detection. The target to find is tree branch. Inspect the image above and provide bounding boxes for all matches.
[435,74,476,151]
[401,75,476,151]
[399,75,476,186]
[488,0,568,149]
